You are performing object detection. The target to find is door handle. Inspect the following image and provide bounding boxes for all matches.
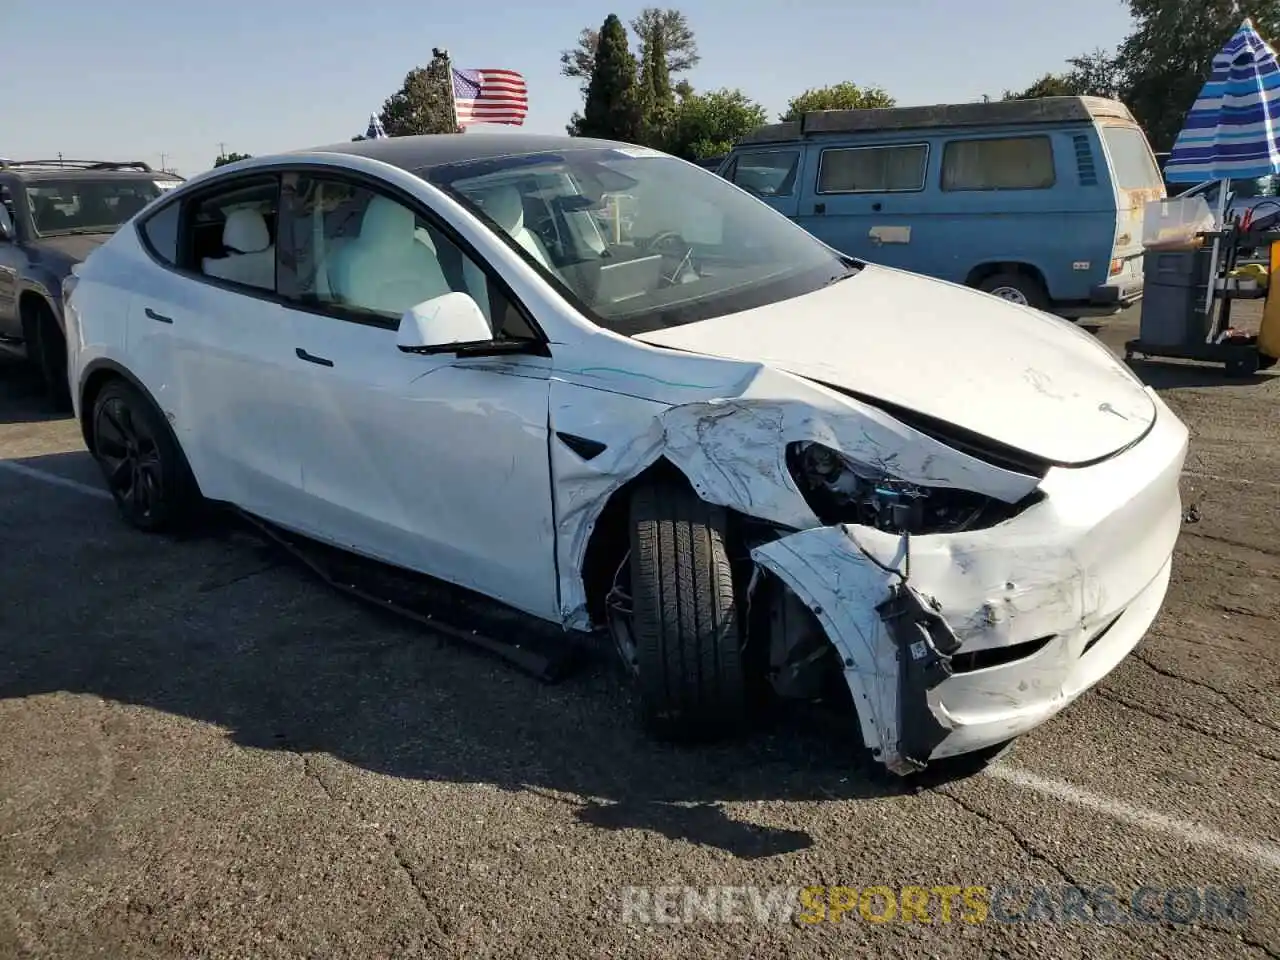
[871,202,882,212]
[144,307,173,324]
[813,202,826,215]
[295,347,333,367]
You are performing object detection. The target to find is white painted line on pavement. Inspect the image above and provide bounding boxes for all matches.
[1182,469,1280,490]
[986,764,1280,873]
[0,458,112,501]
[6,451,1280,873]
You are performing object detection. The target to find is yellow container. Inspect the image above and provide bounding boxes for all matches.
[1263,242,1280,359]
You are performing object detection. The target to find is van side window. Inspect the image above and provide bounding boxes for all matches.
[727,150,800,197]
[816,145,928,194]
[941,136,1056,191]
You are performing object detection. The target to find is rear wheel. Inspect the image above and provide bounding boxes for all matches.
[977,271,1048,311]
[625,478,748,741]
[90,378,202,533]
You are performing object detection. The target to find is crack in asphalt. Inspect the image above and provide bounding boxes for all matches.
[385,832,451,952]
[1095,689,1280,762]
[1182,530,1280,558]
[1134,652,1280,734]
[935,786,1277,955]
[930,787,1081,888]
[301,755,337,801]
[196,561,283,594]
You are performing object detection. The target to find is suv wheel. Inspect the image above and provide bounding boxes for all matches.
[625,477,749,741]
[26,300,72,412]
[90,379,202,533]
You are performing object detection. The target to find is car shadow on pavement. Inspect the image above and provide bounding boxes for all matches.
[0,455,996,859]
[0,363,70,424]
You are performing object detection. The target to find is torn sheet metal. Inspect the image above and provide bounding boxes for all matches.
[550,365,1042,627]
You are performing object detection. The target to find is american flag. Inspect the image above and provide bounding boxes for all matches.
[451,67,528,126]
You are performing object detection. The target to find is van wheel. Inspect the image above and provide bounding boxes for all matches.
[626,478,748,741]
[978,272,1048,311]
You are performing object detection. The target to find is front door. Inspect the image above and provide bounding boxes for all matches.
[274,170,560,622]
[722,147,804,219]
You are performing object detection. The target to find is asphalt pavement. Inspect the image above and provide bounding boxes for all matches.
[1,307,1278,959]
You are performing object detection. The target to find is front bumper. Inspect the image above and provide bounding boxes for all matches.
[751,389,1189,775]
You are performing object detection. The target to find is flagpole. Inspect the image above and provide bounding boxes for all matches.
[434,47,461,133]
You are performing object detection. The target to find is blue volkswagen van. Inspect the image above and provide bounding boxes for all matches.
[716,97,1165,317]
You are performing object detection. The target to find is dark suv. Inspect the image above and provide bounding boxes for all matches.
[0,160,183,408]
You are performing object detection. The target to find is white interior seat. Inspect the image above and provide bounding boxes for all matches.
[329,196,453,318]
[202,208,276,290]
[478,186,554,270]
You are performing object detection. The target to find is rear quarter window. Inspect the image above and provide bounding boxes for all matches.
[1101,125,1163,191]
[138,200,180,265]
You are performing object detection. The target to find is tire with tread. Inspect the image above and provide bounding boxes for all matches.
[90,378,202,534]
[627,478,748,740]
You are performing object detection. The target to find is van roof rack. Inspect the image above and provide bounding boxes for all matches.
[738,96,1135,145]
[0,159,155,172]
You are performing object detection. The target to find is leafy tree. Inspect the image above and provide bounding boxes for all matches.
[780,82,896,120]
[560,8,699,93]
[665,87,768,160]
[378,53,461,136]
[573,14,643,142]
[214,152,251,167]
[1119,0,1280,151]
[1004,49,1124,100]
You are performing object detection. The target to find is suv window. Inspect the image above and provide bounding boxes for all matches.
[25,178,164,236]
[941,136,1055,191]
[727,149,800,197]
[817,144,928,194]
[277,173,533,338]
[184,177,280,292]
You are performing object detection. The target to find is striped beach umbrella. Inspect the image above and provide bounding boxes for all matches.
[1164,18,1280,184]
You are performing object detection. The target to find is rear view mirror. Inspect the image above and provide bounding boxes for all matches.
[396,292,492,354]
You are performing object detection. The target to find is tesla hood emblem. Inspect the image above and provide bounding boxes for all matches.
[1098,402,1128,421]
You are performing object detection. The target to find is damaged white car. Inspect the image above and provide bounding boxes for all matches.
[63,134,1189,775]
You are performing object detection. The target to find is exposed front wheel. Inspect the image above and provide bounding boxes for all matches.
[624,477,748,741]
[90,379,202,533]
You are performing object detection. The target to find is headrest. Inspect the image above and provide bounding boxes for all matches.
[359,195,416,247]
[222,208,270,253]
[478,185,525,233]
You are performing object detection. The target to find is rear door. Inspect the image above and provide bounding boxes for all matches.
[1098,123,1166,286]
[721,146,804,218]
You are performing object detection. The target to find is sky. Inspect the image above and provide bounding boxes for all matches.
[1,0,1134,178]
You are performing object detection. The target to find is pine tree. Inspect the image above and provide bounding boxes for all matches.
[575,14,642,143]
[638,26,676,147]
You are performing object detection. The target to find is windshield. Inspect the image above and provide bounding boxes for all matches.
[425,146,856,335]
[25,178,165,236]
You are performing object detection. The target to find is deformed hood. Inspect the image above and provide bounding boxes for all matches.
[633,264,1156,466]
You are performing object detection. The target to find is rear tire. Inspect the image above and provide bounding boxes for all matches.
[627,478,748,741]
[90,378,202,534]
[977,271,1048,311]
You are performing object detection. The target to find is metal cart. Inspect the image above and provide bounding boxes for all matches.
[1124,227,1280,377]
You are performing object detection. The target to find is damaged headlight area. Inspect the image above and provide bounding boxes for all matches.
[786,441,1040,534]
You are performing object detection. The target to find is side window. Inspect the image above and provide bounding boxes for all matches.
[278,174,533,339]
[817,144,928,194]
[183,177,280,292]
[138,201,180,265]
[727,149,800,197]
[941,136,1056,192]
[0,185,14,236]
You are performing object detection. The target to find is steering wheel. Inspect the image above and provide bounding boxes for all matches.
[645,230,690,255]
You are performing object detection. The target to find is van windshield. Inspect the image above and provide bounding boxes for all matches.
[425,146,856,335]
[1102,125,1163,191]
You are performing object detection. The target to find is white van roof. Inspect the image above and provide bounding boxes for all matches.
[739,96,1136,145]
